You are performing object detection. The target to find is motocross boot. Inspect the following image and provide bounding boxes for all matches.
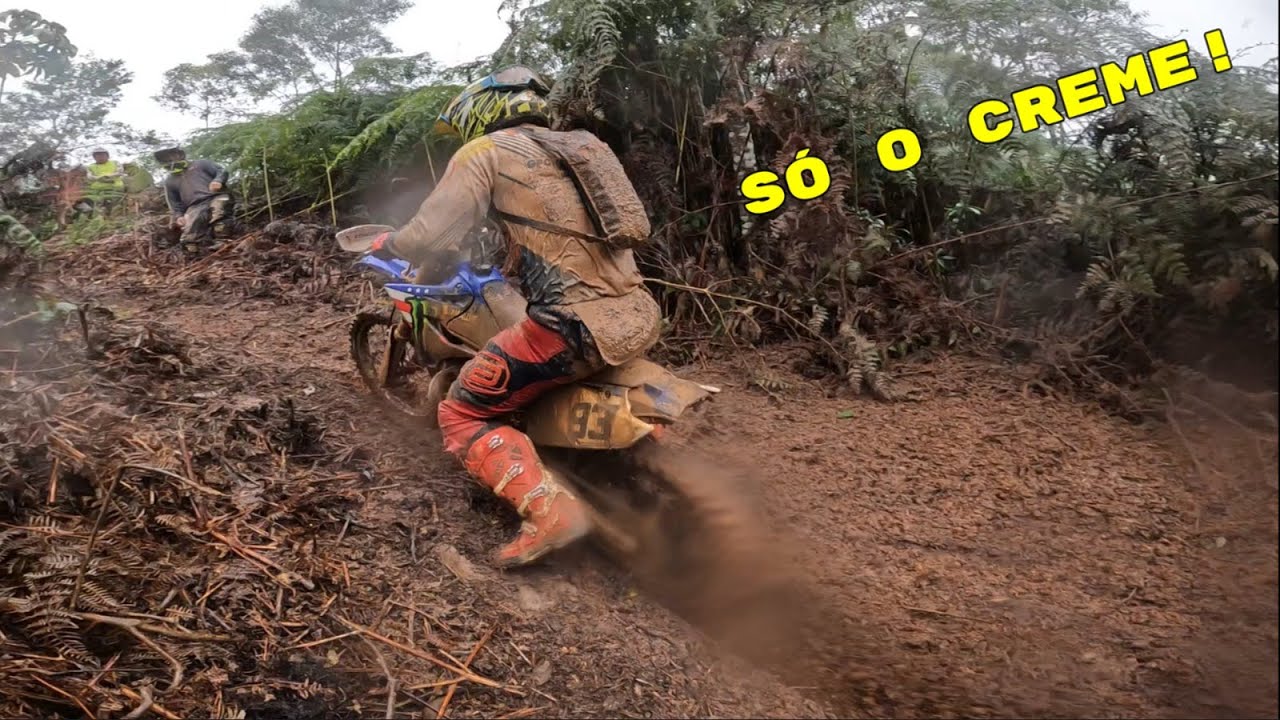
[464,426,592,568]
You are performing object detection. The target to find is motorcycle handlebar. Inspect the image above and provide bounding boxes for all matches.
[411,247,469,284]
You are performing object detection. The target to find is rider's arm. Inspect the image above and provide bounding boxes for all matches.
[193,159,227,187]
[386,138,496,265]
[210,162,229,187]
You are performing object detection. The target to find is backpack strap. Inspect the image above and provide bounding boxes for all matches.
[506,125,613,240]
[491,208,606,244]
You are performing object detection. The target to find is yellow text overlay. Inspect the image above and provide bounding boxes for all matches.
[867,30,1233,175]
[740,148,834,215]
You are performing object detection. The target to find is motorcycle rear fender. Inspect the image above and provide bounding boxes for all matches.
[594,357,719,424]
[522,357,719,450]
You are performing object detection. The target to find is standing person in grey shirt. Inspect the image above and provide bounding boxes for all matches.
[154,147,238,252]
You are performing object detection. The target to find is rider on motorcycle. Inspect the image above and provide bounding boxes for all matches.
[366,66,662,568]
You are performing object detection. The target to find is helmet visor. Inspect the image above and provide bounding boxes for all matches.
[484,66,551,95]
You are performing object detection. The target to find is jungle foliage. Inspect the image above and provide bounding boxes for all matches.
[12,0,1280,408]
[0,9,75,103]
[174,0,1276,407]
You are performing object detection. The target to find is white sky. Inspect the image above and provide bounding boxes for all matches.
[5,0,1278,161]
[4,0,511,146]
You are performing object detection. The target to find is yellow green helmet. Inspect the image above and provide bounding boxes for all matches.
[434,66,552,144]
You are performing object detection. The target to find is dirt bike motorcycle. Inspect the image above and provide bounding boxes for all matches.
[339,224,757,582]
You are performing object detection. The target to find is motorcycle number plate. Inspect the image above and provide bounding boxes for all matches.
[526,383,654,450]
[567,386,627,443]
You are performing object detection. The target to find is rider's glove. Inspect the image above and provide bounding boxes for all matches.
[368,231,399,260]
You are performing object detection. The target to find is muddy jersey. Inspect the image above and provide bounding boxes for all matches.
[393,124,660,365]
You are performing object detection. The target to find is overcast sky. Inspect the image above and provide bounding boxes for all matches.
[6,0,1278,158]
[5,0,512,146]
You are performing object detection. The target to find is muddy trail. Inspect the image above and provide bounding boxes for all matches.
[3,228,1277,719]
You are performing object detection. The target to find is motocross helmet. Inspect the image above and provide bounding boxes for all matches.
[434,66,552,144]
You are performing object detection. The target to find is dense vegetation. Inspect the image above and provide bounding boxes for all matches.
[5,0,1279,410]
[2,7,1275,719]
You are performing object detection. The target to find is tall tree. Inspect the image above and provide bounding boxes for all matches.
[239,0,414,97]
[346,52,440,94]
[0,9,76,104]
[0,56,133,157]
[154,52,254,128]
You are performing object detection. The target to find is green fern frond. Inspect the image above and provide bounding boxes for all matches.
[1,211,40,251]
[808,304,829,335]
[333,84,461,167]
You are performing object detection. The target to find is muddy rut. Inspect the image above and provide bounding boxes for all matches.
[39,240,1279,719]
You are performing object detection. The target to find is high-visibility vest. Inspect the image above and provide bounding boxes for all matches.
[87,161,125,192]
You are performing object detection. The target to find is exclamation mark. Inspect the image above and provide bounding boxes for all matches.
[1205,29,1232,72]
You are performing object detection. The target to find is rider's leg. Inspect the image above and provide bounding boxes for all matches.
[437,315,605,568]
[180,202,213,251]
[100,194,121,218]
[208,194,236,239]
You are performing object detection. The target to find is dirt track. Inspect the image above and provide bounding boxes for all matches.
[13,232,1279,718]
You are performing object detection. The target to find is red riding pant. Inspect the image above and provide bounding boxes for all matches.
[437,316,603,460]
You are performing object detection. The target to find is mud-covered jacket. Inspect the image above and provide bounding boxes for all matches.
[390,124,660,365]
[163,160,228,217]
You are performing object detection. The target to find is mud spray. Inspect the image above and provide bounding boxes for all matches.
[589,404,1128,720]
[336,189,1277,716]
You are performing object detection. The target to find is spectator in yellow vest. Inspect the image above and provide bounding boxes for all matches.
[85,147,126,214]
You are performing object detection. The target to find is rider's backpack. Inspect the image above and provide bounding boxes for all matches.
[494,126,651,250]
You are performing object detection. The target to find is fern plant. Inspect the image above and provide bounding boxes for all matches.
[188,87,463,219]
[333,83,462,167]
[1,210,39,252]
